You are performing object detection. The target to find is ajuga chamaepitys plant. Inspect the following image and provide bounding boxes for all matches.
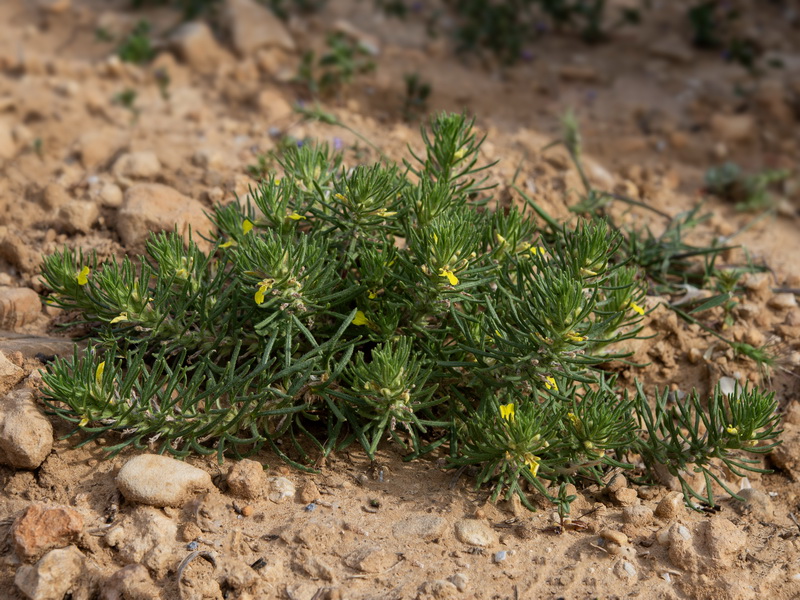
[41,112,781,509]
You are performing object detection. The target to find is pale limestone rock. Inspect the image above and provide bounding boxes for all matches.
[116,454,212,507]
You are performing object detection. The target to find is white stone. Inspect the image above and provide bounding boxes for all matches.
[14,546,84,600]
[267,476,295,503]
[105,507,178,577]
[112,151,161,181]
[89,181,123,208]
[454,519,497,547]
[116,454,212,507]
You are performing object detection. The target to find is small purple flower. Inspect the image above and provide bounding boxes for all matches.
[297,139,304,148]
[333,137,343,151]
[520,49,534,61]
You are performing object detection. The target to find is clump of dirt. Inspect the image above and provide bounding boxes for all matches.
[1,0,799,598]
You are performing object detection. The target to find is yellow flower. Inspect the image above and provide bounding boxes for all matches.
[726,424,739,435]
[629,301,645,316]
[565,331,586,343]
[583,441,605,457]
[454,147,466,161]
[334,193,348,202]
[524,453,540,477]
[274,178,282,186]
[78,416,90,427]
[352,310,372,326]
[438,267,459,286]
[530,246,546,256]
[242,219,254,234]
[254,278,274,305]
[544,376,558,391]
[110,312,128,324]
[367,290,378,300]
[175,268,189,279]
[567,412,584,435]
[76,266,90,286]
[499,403,515,422]
[288,212,306,221]
[95,361,105,386]
[219,240,236,249]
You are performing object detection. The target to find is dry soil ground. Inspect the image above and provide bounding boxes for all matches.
[1,0,800,599]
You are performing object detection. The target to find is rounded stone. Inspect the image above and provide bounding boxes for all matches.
[655,491,685,520]
[116,454,212,507]
[599,529,628,546]
[622,505,654,527]
[0,389,53,469]
[454,519,497,547]
[226,459,266,499]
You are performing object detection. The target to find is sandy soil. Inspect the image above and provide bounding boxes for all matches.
[1,0,800,598]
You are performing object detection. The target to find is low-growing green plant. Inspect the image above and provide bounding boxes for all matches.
[448,0,641,63]
[117,20,156,65]
[295,34,375,99]
[687,1,764,72]
[95,27,115,43]
[705,162,790,213]
[112,88,140,123]
[40,113,781,511]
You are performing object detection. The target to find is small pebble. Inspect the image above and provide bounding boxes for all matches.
[493,551,507,563]
[622,505,654,527]
[599,529,628,546]
[268,476,296,503]
[606,473,627,493]
[674,524,691,540]
[655,491,685,520]
[186,541,198,551]
[304,503,317,512]
[449,572,468,592]
[241,505,254,517]
[768,293,797,310]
